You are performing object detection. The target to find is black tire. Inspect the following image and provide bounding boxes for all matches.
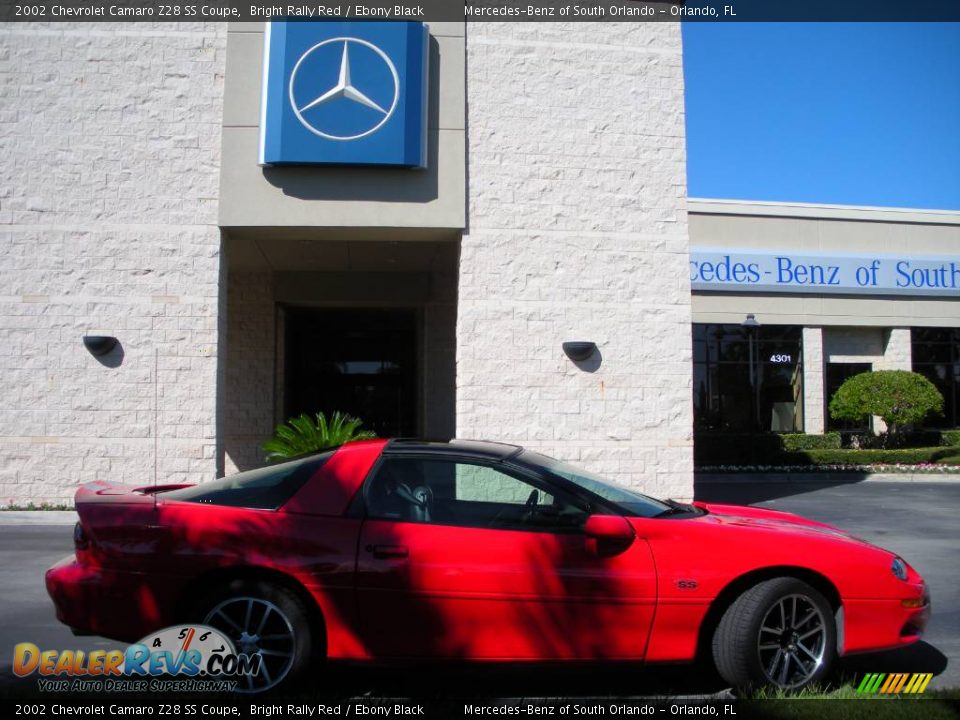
[197,579,315,693]
[712,577,836,691]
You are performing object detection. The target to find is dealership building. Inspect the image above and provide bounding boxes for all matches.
[2,21,958,505]
[689,200,960,439]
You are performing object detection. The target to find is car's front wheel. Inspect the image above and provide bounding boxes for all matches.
[712,577,836,691]
[198,579,314,693]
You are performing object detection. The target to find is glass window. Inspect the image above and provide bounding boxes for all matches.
[284,308,418,438]
[161,453,331,510]
[911,328,960,428]
[364,458,588,532]
[517,452,671,518]
[692,324,804,432]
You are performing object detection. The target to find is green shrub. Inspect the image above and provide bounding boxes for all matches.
[848,428,950,450]
[828,370,944,441]
[941,429,960,446]
[694,427,960,468]
[803,447,956,465]
[693,433,787,465]
[778,432,842,451]
[901,429,951,448]
[694,432,843,464]
[262,410,376,463]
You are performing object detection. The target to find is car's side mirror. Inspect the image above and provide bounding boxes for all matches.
[583,514,635,543]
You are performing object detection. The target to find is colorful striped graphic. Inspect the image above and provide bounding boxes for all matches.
[856,672,933,694]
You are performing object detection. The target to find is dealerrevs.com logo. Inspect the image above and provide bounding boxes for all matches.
[856,672,934,694]
[13,625,263,693]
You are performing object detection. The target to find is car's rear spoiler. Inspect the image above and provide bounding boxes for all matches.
[75,481,157,506]
[75,480,194,506]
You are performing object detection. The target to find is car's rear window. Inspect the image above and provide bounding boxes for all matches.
[160,452,332,510]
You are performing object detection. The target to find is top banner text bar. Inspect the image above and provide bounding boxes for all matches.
[3,0,960,23]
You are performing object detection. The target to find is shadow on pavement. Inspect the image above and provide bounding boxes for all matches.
[835,641,949,682]
[694,479,870,505]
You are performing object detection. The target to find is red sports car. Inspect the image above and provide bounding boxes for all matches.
[46,439,930,692]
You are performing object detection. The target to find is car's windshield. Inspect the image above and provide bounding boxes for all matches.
[516,451,672,518]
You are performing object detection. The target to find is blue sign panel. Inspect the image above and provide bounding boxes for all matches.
[690,248,960,297]
[259,21,429,168]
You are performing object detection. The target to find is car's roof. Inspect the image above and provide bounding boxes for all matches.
[383,438,523,460]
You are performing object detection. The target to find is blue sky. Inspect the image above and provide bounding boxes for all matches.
[681,23,960,210]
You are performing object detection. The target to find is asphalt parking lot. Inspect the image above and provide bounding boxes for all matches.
[0,480,956,697]
[696,479,958,691]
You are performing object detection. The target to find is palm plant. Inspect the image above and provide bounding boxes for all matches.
[261,410,376,463]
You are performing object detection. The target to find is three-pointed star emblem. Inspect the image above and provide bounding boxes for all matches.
[288,35,400,142]
[298,42,388,116]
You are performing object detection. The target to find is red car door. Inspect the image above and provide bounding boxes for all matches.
[354,457,657,660]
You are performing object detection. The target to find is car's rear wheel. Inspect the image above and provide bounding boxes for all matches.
[712,577,835,692]
[199,579,313,693]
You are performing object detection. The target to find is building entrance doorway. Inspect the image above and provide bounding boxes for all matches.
[284,307,418,438]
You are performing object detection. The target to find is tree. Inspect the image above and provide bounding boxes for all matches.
[828,370,943,444]
[262,410,376,463]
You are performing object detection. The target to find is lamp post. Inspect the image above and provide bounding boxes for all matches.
[741,314,761,431]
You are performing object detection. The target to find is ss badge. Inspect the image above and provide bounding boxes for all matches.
[676,579,698,590]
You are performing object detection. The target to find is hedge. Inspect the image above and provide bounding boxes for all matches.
[694,430,960,466]
[695,432,841,465]
[850,428,960,448]
[942,429,960,446]
[779,433,841,451]
[694,434,786,465]
[802,447,959,465]
[895,429,954,448]
[936,452,960,466]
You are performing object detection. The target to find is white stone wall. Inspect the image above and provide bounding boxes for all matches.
[824,327,886,363]
[802,327,825,434]
[0,24,226,504]
[460,24,693,500]
[454,464,541,504]
[223,272,275,475]
[878,328,912,371]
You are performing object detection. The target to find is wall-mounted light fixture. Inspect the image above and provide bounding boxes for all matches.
[82,335,118,357]
[562,341,597,362]
[741,313,761,329]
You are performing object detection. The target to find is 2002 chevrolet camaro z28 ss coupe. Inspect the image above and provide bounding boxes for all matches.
[47,439,930,692]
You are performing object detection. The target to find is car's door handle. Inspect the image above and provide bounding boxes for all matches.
[365,544,409,559]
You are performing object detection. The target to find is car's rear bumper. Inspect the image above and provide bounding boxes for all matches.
[842,583,931,655]
[45,554,173,643]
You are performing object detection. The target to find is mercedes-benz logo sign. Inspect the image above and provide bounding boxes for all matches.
[288,37,400,142]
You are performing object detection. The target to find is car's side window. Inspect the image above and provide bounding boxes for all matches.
[364,458,588,532]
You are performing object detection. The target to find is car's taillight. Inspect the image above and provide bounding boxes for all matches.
[73,521,89,550]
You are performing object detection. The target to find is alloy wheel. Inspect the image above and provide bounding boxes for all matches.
[204,596,297,692]
[757,593,828,689]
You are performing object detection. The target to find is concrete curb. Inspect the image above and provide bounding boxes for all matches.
[696,472,960,484]
[0,511,78,525]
